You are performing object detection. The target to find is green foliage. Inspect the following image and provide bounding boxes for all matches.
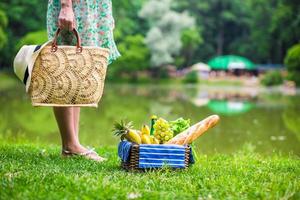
[180,28,203,67]
[0,0,47,68]
[0,9,8,28]
[175,0,252,60]
[0,143,299,199]
[270,1,300,61]
[0,0,299,71]
[16,30,48,50]
[231,0,273,63]
[181,28,203,50]
[286,71,300,86]
[108,34,150,81]
[260,70,283,86]
[157,67,170,79]
[112,0,147,36]
[0,0,47,36]
[174,0,300,64]
[284,43,300,71]
[0,27,7,50]
[0,9,8,49]
[169,117,190,135]
[183,70,198,83]
[284,43,300,85]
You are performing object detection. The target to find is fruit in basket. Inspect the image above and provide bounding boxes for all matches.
[113,120,141,144]
[150,135,160,144]
[141,134,152,144]
[141,125,150,135]
[153,117,174,144]
[166,115,220,145]
[140,125,152,144]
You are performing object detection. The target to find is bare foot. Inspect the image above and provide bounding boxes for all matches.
[62,144,106,162]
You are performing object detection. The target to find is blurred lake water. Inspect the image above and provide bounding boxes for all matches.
[1,75,299,155]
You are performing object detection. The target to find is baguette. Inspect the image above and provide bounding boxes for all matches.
[165,115,220,145]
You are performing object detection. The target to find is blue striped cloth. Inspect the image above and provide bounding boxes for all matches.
[118,141,195,169]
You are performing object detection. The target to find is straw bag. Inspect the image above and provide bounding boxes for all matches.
[28,28,110,107]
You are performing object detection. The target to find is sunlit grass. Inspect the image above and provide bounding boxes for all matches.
[0,141,299,199]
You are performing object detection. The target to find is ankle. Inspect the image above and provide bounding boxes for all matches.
[63,143,85,153]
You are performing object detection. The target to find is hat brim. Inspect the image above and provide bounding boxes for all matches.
[25,41,52,92]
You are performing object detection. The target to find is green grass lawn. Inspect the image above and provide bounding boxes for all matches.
[0,142,299,200]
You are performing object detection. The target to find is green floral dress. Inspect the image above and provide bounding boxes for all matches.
[47,0,120,64]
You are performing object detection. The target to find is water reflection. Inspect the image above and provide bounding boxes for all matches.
[0,82,299,155]
[282,96,300,142]
[207,100,254,115]
[189,86,257,115]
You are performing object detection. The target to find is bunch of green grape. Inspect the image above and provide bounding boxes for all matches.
[153,118,174,143]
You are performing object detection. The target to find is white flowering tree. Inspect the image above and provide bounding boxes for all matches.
[139,0,195,67]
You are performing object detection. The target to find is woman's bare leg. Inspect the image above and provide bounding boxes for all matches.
[53,107,85,152]
[72,107,80,137]
[53,107,105,161]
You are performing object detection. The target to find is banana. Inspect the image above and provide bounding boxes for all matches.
[126,129,141,144]
[153,138,159,144]
[141,134,152,144]
[141,125,150,135]
[150,136,160,144]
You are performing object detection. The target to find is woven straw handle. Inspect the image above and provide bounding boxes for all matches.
[51,28,82,53]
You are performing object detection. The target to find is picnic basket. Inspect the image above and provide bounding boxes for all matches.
[118,141,194,171]
[28,28,110,107]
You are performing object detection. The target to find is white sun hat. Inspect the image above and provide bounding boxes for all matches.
[13,41,51,92]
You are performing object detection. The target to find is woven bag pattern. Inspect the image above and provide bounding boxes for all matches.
[29,46,109,107]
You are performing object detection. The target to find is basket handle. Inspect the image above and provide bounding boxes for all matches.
[51,28,82,53]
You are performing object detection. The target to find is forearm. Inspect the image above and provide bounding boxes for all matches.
[60,0,72,8]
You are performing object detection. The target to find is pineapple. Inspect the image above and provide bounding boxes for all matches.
[113,120,141,144]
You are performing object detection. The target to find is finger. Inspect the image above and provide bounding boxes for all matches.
[62,20,70,31]
[60,19,67,30]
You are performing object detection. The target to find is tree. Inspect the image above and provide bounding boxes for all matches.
[109,34,150,80]
[270,0,300,62]
[174,0,252,61]
[180,28,203,67]
[174,0,300,64]
[0,0,299,70]
[0,0,46,37]
[139,0,195,67]
[231,0,273,63]
[112,0,147,37]
[284,43,300,86]
[0,10,8,49]
[0,0,47,68]
[16,30,48,50]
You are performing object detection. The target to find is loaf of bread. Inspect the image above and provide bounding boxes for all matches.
[165,115,220,145]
